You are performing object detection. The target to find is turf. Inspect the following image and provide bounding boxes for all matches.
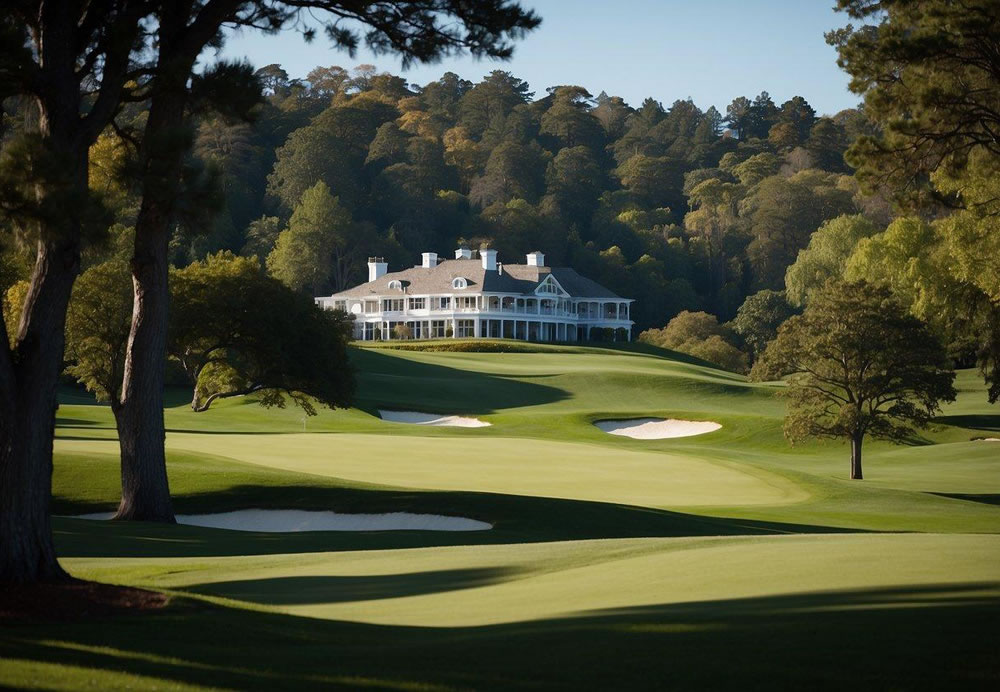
[3,341,1000,689]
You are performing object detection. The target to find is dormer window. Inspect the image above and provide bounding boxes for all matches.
[535,275,565,296]
[452,277,468,289]
[388,280,403,291]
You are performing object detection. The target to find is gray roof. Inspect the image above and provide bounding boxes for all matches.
[329,259,628,300]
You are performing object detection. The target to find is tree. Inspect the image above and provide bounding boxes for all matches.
[538,86,603,151]
[684,176,742,300]
[829,0,1000,211]
[640,311,747,373]
[241,215,283,262]
[742,173,856,289]
[469,140,548,207]
[724,96,752,139]
[0,0,151,582]
[805,118,849,173]
[170,253,354,413]
[458,70,534,139]
[614,154,686,211]
[267,181,356,294]
[730,289,796,360]
[778,96,817,141]
[752,280,955,479]
[784,214,877,307]
[846,215,1000,402]
[830,0,1000,402]
[115,0,540,524]
[542,146,603,228]
[65,260,134,406]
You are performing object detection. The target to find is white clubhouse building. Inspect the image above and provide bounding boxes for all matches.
[316,248,634,342]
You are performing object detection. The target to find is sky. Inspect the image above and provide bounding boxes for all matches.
[218,0,860,116]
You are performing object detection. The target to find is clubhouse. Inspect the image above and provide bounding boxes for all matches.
[316,248,635,342]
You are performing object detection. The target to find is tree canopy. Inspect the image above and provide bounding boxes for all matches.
[752,280,956,479]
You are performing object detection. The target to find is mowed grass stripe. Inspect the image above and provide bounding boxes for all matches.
[54,432,808,509]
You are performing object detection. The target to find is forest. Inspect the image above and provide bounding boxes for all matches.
[2,63,868,338]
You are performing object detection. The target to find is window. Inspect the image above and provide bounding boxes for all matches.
[436,296,451,310]
[364,300,378,314]
[456,296,476,310]
[408,297,426,310]
[456,319,475,337]
[382,298,403,312]
[431,320,447,337]
[333,300,347,312]
[452,277,468,289]
[388,280,403,290]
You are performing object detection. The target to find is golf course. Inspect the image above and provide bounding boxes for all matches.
[2,341,999,689]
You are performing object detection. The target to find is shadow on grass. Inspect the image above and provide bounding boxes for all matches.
[2,583,997,690]
[188,567,518,605]
[351,346,570,415]
[937,414,1000,432]
[52,483,862,559]
[54,418,100,427]
[931,493,1000,507]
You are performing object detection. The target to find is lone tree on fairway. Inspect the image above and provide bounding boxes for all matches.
[752,280,956,480]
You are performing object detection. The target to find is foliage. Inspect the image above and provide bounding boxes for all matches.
[64,260,134,405]
[730,289,797,359]
[752,280,955,478]
[741,171,857,289]
[266,181,357,293]
[784,214,877,307]
[640,311,748,372]
[846,215,1000,402]
[171,252,355,414]
[830,0,1000,212]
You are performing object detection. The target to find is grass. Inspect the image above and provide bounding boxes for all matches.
[3,340,1000,689]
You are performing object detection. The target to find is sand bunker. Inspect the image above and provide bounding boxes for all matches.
[75,509,491,532]
[379,410,491,427]
[595,418,721,440]
[978,437,1000,442]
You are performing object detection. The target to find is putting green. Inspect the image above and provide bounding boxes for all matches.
[55,433,809,508]
[67,533,1000,627]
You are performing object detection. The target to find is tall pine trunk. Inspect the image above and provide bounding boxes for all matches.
[0,240,81,582]
[0,9,89,579]
[113,44,192,523]
[850,433,864,480]
[114,160,176,521]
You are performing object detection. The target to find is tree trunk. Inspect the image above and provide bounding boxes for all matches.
[1,5,88,578]
[0,238,81,582]
[114,73,190,523]
[850,433,864,480]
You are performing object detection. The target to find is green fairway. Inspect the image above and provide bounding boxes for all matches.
[4,342,1000,689]
[64,533,1000,627]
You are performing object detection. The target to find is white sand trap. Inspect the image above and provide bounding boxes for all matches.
[378,409,491,427]
[74,509,491,532]
[978,438,1000,442]
[595,417,721,440]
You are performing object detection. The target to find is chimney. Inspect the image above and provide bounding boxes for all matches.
[481,248,497,272]
[455,247,474,260]
[526,251,545,267]
[367,256,388,282]
[421,252,438,269]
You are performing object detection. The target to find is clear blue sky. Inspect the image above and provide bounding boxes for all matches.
[218,0,859,116]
